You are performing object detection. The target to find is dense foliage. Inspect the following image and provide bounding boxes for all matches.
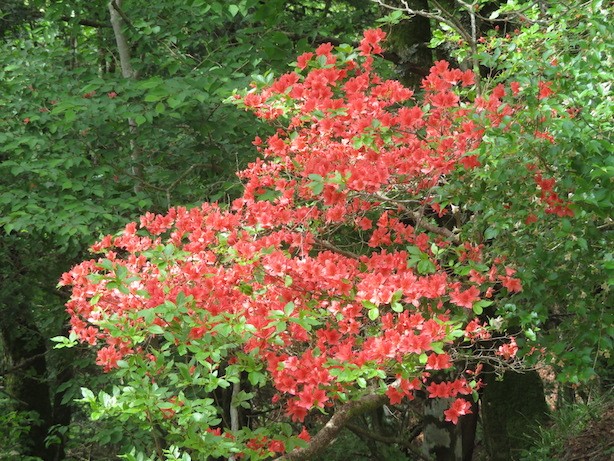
[1,1,612,460]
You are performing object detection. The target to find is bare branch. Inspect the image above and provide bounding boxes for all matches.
[372,0,481,92]
[313,237,361,260]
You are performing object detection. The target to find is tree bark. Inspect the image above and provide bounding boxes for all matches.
[108,0,136,79]
[481,370,549,460]
[275,392,388,461]
[108,0,142,193]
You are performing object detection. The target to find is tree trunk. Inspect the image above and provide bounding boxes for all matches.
[481,370,550,460]
[384,0,434,88]
[422,396,478,461]
[108,0,143,194]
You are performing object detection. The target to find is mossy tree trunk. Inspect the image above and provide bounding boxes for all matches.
[481,370,550,460]
[422,396,479,461]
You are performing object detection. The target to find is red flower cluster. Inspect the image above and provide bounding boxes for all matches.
[534,171,574,217]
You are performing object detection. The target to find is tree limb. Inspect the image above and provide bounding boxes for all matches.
[29,12,111,28]
[372,0,481,92]
[0,352,48,377]
[274,392,388,461]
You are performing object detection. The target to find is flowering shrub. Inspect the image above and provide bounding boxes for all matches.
[60,30,527,459]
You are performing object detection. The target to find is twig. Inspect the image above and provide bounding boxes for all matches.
[373,0,482,93]
[313,237,361,259]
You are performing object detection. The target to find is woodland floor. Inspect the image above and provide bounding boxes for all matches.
[559,401,614,461]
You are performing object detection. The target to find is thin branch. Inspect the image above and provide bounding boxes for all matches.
[456,0,481,95]
[374,0,472,44]
[373,0,481,92]
[228,380,241,461]
[313,237,361,259]
[165,163,208,207]
[0,352,48,377]
[0,387,29,406]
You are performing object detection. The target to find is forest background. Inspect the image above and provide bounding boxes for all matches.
[0,1,612,460]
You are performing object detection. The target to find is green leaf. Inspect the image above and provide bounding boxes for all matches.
[484,227,499,240]
[284,301,295,315]
[228,4,239,16]
[361,300,377,310]
[80,388,95,401]
[417,259,436,274]
[406,245,423,256]
[136,77,163,89]
[147,324,165,335]
[64,110,76,123]
[248,371,266,387]
[368,307,379,321]
[431,342,444,354]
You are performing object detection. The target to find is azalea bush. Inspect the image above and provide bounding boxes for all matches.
[439,0,613,387]
[59,30,549,460]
